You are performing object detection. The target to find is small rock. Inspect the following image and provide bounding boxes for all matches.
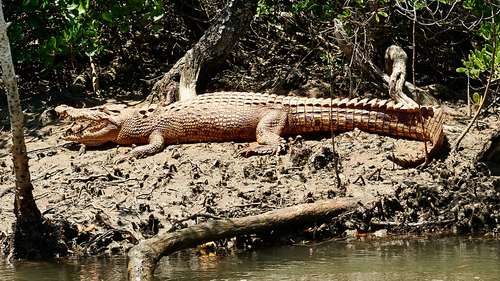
[343,229,358,238]
[171,149,181,159]
[373,229,387,238]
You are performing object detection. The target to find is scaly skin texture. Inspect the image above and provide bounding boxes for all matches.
[55,92,444,167]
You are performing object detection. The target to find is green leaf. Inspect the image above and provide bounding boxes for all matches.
[44,56,55,68]
[67,3,78,10]
[22,0,30,6]
[120,24,129,33]
[414,2,425,10]
[473,92,482,104]
[25,16,43,28]
[85,45,97,57]
[102,12,113,22]
[151,24,163,32]
[475,49,482,60]
[456,67,467,73]
[21,4,35,13]
[378,11,388,17]
[153,14,164,22]
[49,37,57,49]
[10,24,25,41]
[77,2,86,15]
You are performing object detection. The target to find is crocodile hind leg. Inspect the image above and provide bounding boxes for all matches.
[239,110,288,156]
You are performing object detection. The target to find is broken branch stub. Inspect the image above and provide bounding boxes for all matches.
[385,45,414,106]
[179,49,201,101]
[332,19,438,106]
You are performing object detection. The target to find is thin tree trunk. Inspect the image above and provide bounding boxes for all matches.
[128,197,372,281]
[89,55,100,95]
[0,0,44,258]
[149,0,258,103]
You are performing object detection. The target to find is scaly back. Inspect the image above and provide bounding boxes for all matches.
[165,91,443,143]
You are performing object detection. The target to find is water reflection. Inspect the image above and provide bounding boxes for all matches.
[0,235,499,280]
[154,235,500,280]
[0,256,127,281]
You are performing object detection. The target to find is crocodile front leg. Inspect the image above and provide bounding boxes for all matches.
[116,131,166,163]
[239,110,288,156]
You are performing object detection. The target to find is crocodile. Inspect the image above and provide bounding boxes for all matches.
[55,91,444,167]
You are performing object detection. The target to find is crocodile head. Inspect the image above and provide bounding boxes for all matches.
[55,104,122,146]
[61,120,120,146]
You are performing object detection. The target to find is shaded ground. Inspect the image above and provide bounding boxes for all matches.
[1,88,499,256]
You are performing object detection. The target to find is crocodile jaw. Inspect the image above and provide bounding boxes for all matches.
[62,120,120,146]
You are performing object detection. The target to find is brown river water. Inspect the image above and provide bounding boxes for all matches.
[1,234,499,280]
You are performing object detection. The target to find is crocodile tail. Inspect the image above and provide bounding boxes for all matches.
[284,97,445,167]
[389,106,445,168]
[427,107,445,158]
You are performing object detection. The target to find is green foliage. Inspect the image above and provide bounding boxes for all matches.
[5,0,166,74]
[255,0,276,25]
[287,0,338,20]
[320,51,343,78]
[457,2,500,81]
[256,1,274,17]
[472,91,482,111]
[456,30,500,81]
[337,7,352,21]
[462,0,496,18]
[374,10,388,23]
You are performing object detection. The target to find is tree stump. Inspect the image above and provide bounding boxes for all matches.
[149,0,258,103]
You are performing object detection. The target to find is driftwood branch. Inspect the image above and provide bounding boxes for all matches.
[333,19,438,106]
[127,197,373,281]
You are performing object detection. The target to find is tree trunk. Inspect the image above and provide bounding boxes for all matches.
[149,0,258,103]
[0,1,45,258]
[128,197,373,281]
[477,131,500,165]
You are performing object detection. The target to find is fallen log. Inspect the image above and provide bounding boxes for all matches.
[128,197,374,281]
